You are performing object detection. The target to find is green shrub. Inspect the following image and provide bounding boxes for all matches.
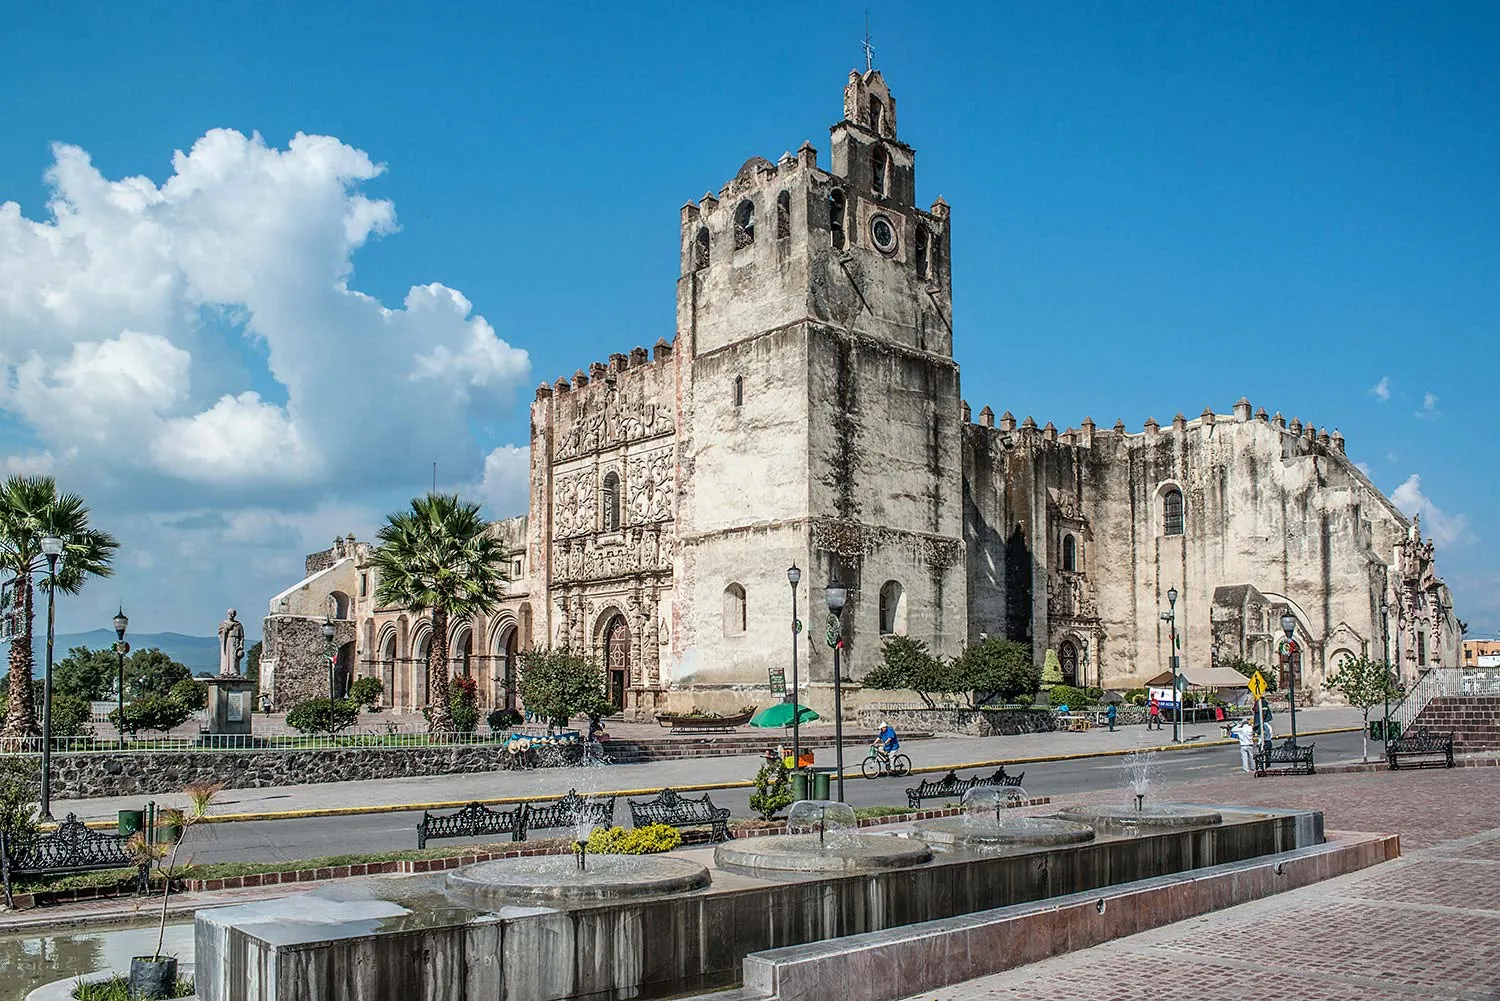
[749,756,793,820]
[1085,686,1104,701]
[1014,693,1034,708]
[487,707,523,732]
[108,695,192,735]
[286,698,359,734]
[1047,684,1093,708]
[346,676,383,710]
[48,694,95,737]
[0,757,39,848]
[450,675,480,733]
[169,678,207,710]
[518,650,615,727]
[1130,693,1146,706]
[585,824,682,855]
[1041,648,1063,688]
[73,974,195,999]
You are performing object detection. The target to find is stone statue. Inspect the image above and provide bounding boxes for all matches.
[218,609,246,676]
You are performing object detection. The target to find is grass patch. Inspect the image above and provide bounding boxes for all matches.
[74,974,194,999]
[852,805,913,820]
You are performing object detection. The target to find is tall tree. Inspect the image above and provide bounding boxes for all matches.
[1325,653,1399,762]
[370,493,508,732]
[0,476,117,739]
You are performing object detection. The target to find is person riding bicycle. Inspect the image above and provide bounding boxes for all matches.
[870,723,900,763]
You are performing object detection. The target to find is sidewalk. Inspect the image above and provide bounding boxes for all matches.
[908,766,1500,1000]
[52,707,1363,824]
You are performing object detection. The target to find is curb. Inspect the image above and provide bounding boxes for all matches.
[55,725,1363,830]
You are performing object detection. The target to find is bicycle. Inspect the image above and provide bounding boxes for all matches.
[861,745,911,779]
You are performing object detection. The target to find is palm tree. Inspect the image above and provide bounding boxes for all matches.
[371,493,508,732]
[0,476,118,739]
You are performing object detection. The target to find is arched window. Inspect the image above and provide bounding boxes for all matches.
[734,199,755,249]
[868,96,884,134]
[732,374,743,407]
[776,190,791,239]
[694,226,710,270]
[1062,534,1077,572]
[871,147,888,197]
[602,471,621,532]
[1163,488,1185,536]
[878,580,906,636]
[723,583,747,636]
[915,223,930,278]
[829,189,846,249]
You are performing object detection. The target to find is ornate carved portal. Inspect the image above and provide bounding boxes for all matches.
[604,615,630,710]
[1058,640,1079,687]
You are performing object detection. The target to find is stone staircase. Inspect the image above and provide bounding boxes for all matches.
[1412,696,1500,752]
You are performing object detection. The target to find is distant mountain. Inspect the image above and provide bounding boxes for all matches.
[22,629,225,676]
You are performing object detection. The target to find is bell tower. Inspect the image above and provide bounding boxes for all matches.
[671,69,965,701]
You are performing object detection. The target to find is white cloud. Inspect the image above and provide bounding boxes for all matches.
[0,130,531,493]
[1369,376,1391,401]
[1391,474,1469,548]
[475,445,532,519]
[1416,392,1440,420]
[1355,461,1373,478]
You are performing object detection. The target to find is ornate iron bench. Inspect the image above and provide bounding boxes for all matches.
[1253,739,1316,777]
[1,814,149,908]
[1386,728,1455,770]
[416,801,526,849]
[627,788,731,843]
[525,789,617,838]
[906,766,1025,809]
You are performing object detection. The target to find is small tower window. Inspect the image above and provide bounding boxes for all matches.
[602,471,621,532]
[732,375,743,407]
[734,199,755,249]
[1163,488,1184,536]
[1062,534,1077,572]
[868,96,884,134]
[915,224,930,278]
[694,226,710,270]
[723,583,747,636]
[776,190,791,240]
[829,189,846,249]
[871,148,888,197]
[878,580,906,636]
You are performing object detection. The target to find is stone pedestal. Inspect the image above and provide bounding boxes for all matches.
[203,676,256,737]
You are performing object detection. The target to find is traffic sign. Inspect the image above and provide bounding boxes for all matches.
[1247,673,1267,699]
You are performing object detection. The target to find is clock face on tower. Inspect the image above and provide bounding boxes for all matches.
[869,214,898,254]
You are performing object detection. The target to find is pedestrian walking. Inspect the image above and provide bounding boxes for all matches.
[1148,696,1161,731]
[1106,701,1117,732]
[1231,717,1256,773]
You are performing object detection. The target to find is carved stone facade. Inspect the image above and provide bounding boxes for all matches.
[260,70,1461,717]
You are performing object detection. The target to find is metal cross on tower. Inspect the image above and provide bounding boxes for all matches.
[862,12,875,72]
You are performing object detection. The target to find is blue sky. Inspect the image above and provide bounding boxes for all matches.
[1,1,1495,639]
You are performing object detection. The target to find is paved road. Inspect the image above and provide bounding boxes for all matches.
[178,729,1373,864]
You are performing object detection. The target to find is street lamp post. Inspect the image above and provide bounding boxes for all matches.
[113,607,129,749]
[787,564,802,777]
[1159,587,1180,742]
[824,575,847,803]
[1281,612,1300,746]
[322,617,337,733]
[39,534,64,821]
[1380,594,1391,742]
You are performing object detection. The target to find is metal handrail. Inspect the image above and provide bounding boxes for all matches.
[0,729,576,755]
[1394,668,1500,732]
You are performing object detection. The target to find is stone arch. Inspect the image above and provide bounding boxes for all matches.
[828,189,847,249]
[488,612,520,711]
[601,470,621,532]
[1062,533,1077,572]
[775,189,791,239]
[329,590,352,620]
[733,199,755,249]
[409,622,433,710]
[450,620,475,684]
[878,580,906,636]
[600,612,631,711]
[694,225,710,270]
[1156,481,1186,537]
[1058,638,1080,687]
[376,622,399,707]
[723,583,747,637]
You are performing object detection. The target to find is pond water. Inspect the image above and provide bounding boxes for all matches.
[0,921,193,1001]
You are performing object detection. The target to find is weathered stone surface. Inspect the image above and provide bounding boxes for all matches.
[854,708,1057,737]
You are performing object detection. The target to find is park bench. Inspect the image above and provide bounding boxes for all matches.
[525,789,617,838]
[627,788,731,843]
[0,813,149,908]
[416,801,526,849]
[905,766,1025,809]
[1253,739,1316,777]
[1386,727,1455,770]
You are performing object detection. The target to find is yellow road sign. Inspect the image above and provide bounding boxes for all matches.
[1247,673,1267,699]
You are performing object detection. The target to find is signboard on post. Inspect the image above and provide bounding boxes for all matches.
[1247,673,1267,700]
[768,669,787,699]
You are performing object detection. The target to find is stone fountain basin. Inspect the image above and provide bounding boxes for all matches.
[715,833,933,873]
[911,816,1095,849]
[1055,803,1223,834]
[444,854,711,906]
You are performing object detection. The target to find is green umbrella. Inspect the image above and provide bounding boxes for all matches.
[750,703,820,728]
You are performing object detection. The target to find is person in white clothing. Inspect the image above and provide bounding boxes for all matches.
[1231,718,1256,773]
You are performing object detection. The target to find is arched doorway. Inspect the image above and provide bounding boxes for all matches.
[604,615,630,711]
[1059,640,1079,687]
[451,625,474,680]
[378,629,397,708]
[493,624,518,711]
[411,630,432,710]
[334,641,355,700]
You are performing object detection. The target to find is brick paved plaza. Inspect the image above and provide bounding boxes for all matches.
[908,768,1500,1000]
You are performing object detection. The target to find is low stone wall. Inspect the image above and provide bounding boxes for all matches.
[41,742,582,799]
[854,707,1056,736]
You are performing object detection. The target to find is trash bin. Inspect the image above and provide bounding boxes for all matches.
[812,769,831,801]
[791,770,808,801]
[118,809,144,837]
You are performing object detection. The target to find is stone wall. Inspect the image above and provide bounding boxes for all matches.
[260,615,356,710]
[43,742,579,799]
[854,707,1056,736]
[1414,695,1500,752]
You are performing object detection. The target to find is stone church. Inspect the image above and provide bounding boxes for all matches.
[259,69,1460,718]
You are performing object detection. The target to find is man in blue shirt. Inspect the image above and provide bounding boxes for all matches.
[872,723,900,762]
